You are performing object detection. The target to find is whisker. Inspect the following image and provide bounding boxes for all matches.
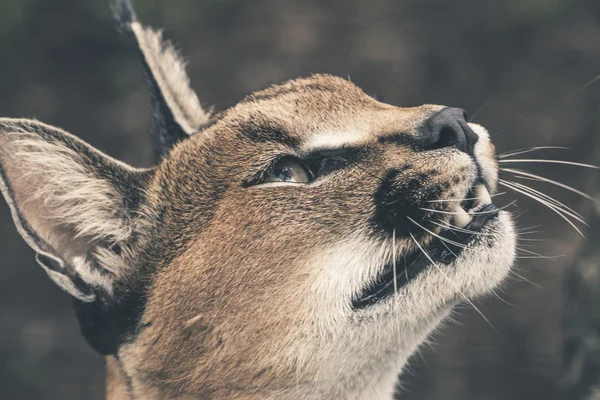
[517,256,560,259]
[426,192,506,203]
[516,242,536,248]
[517,230,544,236]
[353,163,387,185]
[499,180,585,238]
[516,224,542,232]
[517,247,564,260]
[500,168,597,202]
[429,220,494,236]
[501,179,587,225]
[500,179,587,223]
[404,254,409,286]
[469,96,496,123]
[408,232,497,333]
[490,289,517,308]
[440,240,459,258]
[420,201,517,216]
[392,228,398,295]
[491,73,600,139]
[498,146,569,159]
[498,159,599,169]
[407,217,477,251]
[509,270,542,288]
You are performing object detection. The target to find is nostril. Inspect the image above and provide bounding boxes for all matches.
[425,125,459,151]
[419,107,474,154]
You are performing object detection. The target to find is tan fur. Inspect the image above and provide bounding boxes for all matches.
[0,12,517,399]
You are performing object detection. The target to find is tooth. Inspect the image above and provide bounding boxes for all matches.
[474,184,492,205]
[452,205,472,228]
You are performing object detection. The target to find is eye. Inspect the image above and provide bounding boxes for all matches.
[265,158,312,184]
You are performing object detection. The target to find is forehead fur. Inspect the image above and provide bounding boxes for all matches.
[203,74,438,147]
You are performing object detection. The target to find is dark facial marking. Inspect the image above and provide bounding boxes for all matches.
[370,168,443,237]
[241,119,299,148]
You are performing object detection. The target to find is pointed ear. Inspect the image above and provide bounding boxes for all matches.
[0,118,150,302]
[113,0,211,160]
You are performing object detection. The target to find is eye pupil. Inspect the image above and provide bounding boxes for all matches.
[276,166,293,181]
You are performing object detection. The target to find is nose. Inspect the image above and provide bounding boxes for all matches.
[419,107,478,155]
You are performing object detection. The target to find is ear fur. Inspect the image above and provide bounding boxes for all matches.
[113,0,211,160]
[0,118,150,302]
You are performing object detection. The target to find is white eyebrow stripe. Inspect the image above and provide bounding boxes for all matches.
[303,130,368,151]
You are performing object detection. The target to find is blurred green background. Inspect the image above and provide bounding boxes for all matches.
[0,0,599,399]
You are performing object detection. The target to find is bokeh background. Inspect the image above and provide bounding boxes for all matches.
[1,0,599,399]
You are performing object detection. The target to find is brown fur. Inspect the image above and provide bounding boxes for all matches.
[0,3,516,399]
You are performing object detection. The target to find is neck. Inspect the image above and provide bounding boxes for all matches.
[105,352,408,400]
[104,311,450,399]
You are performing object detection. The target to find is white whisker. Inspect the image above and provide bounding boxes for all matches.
[430,220,494,236]
[420,201,516,216]
[516,247,564,260]
[501,167,597,202]
[426,192,506,203]
[498,158,599,169]
[500,179,587,223]
[440,240,458,258]
[407,217,476,251]
[499,179,586,238]
[515,225,542,234]
[508,270,541,288]
[517,256,560,259]
[491,289,517,307]
[498,146,569,159]
[392,228,398,295]
[420,208,494,216]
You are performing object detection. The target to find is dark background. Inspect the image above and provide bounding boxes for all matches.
[1,0,599,399]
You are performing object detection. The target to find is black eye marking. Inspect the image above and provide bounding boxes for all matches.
[301,146,370,178]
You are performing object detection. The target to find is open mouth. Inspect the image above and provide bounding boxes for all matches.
[352,182,499,309]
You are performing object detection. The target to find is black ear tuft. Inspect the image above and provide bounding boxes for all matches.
[112,0,137,28]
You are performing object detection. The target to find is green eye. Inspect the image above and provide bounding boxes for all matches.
[265,158,312,183]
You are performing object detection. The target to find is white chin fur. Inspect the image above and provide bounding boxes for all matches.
[295,212,516,399]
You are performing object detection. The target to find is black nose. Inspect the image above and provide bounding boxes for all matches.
[419,107,478,154]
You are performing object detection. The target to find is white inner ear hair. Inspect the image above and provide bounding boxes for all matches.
[7,133,133,288]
